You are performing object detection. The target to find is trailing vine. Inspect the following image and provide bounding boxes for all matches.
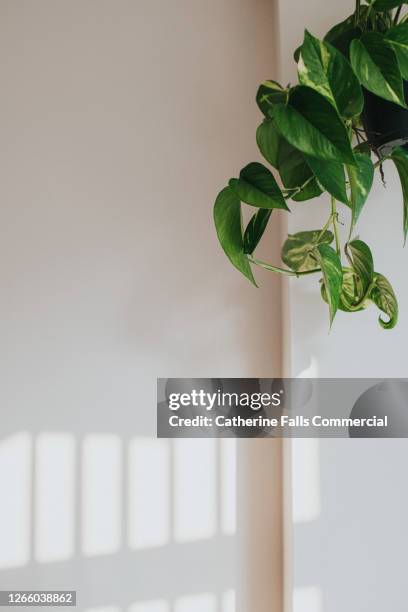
[213,0,408,329]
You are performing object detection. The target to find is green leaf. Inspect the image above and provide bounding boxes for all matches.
[391,146,408,243]
[257,125,322,201]
[324,14,364,58]
[322,266,398,327]
[385,23,408,79]
[256,121,280,168]
[339,268,368,312]
[305,156,348,203]
[281,229,334,273]
[368,273,398,329]
[272,86,356,165]
[316,244,343,325]
[348,239,374,293]
[321,267,367,312]
[213,187,256,285]
[354,141,372,156]
[298,30,363,118]
[277,139,323,202]
[350,33,406,108]
[229,162,289,210]
[257,124,322,202]
[325,239,374,313]
[294,45,301,63]
[372,0,405,10]
[346,153,375,234]
[256,80,287,116]
[243,209,272,255]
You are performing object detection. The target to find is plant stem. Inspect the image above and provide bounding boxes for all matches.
[248,256,320,277]
[331,197,341,255]
[374,156,391,168]
[297,267,322,276]
[283,175,314,199]
[317,212,335,242]
[248,257,297,276]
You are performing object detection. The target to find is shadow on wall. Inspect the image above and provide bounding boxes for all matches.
[0,432,237,612]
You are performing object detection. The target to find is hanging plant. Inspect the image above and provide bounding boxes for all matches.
[213,0,408,329]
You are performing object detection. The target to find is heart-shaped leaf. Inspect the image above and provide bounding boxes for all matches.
[298,30,363,118]
[316,244,343,325]
[256,121,280,168]
[257,122,322,202]
[272,86,356,164]
[385,23,408,79]
[243,209,272,255]
[281,229,334,272]
[348,239,374,294]
[277,139,323,202]
[346,153,375,234]
[350,33,406,107]
[324,239,375,313]
[321,267,368,312]
[256,80,287,116]
[324,15,363,59]
[213,187,256,285]
[339,268,368,312]
[368,273,398,329]
[229,163,289,210]
[305,156,348,203]
[390,147,408,243]
[257,123,323,202]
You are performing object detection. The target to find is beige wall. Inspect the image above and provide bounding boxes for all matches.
[0,1,284,611]
[0,0,284,396]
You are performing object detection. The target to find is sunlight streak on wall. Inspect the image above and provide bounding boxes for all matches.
[129,600,170,612]
[0,432,32,568]
[222,589,236,612]
[35,432,75,562]
[293,586,323,612]
[292,438,321,524]
[174,593,217,612]
[82,434,122,556]
[128,438,170,549]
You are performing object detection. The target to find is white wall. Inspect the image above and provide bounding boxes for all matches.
[276,2,408,611]
[278,0,408,377]
[0,1,283,611]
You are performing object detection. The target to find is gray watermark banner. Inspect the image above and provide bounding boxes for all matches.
[0,592,76,606]
[157,378,408,438]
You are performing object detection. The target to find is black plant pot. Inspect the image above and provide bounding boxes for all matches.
[362,81,408,156]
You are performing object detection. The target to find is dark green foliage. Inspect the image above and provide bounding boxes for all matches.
[214,4,406,329]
